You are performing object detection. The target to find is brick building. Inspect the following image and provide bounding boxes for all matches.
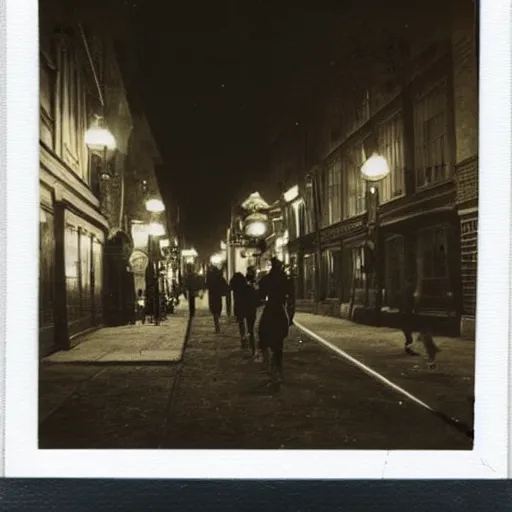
[265,0,478,338]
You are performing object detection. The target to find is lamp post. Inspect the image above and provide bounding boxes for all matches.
[145,198,166,325]
[360,153,390,326]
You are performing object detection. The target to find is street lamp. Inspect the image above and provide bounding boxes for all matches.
[145,195,166,324]
[145,198,165,213]
[84,116,117,151]
[244,214,268,238]
[85,115,117,183]
[360,153,390,326]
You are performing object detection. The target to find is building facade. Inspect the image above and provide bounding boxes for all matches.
[268,1,478,338]
[38,15,164,355]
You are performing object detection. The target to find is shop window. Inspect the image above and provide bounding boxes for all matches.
[413,80,450,188]
[93,238,103,318]
[303,254,315,300]
[80,232,92,314]
[65,225,81,321]
[417,226,452,310]
[39,209,55,327]
[378,113,405,202]
[384,236,405,308]
[325,249,342,298]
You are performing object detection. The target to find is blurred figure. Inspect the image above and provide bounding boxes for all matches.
[257,257,290,384]
[135,288,146,324]
[184,263,198,317]
[245,266,259,357]
[400,277,419,356]
[230,271,250,348]
[207,266,228,333]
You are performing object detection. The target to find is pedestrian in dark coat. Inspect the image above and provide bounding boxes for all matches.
[401,278,418,355]
[257,258,290,381]
[184,264,198,318]
[229,271,250,348]
[245,266,259,356]
[207,266,228,333]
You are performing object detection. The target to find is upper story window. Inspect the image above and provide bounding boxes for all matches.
[342,142,366,219]
[413,79,450,188]
[326,160,342,225]
[378,112,405,202]
[40,46,57,149]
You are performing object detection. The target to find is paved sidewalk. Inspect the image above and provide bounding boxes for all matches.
[42,308,190,364]
[293,313,475,429]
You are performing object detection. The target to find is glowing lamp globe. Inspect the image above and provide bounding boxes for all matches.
[85,119,116,151]
[360,154,390,182]
[245,220,267,238]
[145,198,165,213]
[210,253,224,265]
[149,222,166,237]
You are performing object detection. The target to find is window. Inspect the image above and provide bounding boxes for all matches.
[40,53,56,149]
[324,249,342,298]
[304,184,314,234]
[80,232,92,314]
[93,238,103,318]
[65,225,81,322]
[378,113,405,202]
[417,226,452,311]
[39,209,55,327]
[303,254,315,300]
[413,80,450,188]
[384,236,405,308]
[327,160,342,225]
[342,143,366,219]
[62,45,86,178]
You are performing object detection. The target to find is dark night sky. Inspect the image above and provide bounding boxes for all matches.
[120,0,346,256]
[106,0,448,257]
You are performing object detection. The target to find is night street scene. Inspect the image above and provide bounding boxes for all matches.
[38,0,478,450]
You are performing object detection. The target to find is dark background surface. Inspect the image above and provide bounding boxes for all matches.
[0,479,511,510]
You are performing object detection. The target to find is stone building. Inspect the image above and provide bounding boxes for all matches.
[266,0,478,338]
[38,10,165,355]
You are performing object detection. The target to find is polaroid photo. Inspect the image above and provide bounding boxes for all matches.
[1,0,511,479]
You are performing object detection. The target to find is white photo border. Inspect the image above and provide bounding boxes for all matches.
[2,0,511,478]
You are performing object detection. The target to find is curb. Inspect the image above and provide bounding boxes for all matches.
[293,320,474,440]
[157,314,194,447]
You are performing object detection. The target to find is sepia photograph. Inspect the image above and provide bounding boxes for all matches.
[34,0,480,455]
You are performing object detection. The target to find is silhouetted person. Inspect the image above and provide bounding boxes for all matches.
[401,277,418,356]
[257,258,290,382]
[230,271,250,348]
[245,266,259,357]
[184,264,197,317]
[207,266,228,333]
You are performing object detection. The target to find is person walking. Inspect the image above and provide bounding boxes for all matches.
[257,258,290,385]
[400,277,419,356]
[184,264,197,318]
[229,271,250,349]
[245,266,259,357]
[207,266,228,333]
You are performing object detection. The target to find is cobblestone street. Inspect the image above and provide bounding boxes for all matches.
[161,310,472,450]
[39,301,473,450]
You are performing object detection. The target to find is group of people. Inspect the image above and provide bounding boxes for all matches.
[199,258,294,383]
